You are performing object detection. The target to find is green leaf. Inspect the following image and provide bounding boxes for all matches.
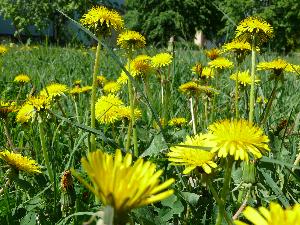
[20,212,36,225]
[260,156,300,170]
[141,133,168,157]
[258,168,290,208]
[181,192,200,207]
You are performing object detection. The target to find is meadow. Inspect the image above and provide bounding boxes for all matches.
[1,9,300,225]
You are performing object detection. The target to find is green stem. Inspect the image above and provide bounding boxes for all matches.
[207,178,233,225]
[235,76,239,119]
[249,36,256,123]
[90,37,102,151]
[260,78,279,125]
[190,97,197,135]
[72,96,80,124]
[127,53,138,156]
[125,120,132,152]
[38,113,54,183]
[2,118,14,149]
[216,159,234,225]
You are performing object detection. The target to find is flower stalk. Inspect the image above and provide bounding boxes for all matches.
[90,37,102,151]
[249,36,256,122]
[38,113,54,183]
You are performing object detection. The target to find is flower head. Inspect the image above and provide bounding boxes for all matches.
[168,117,187,127]
[257,59,292,76]
[201,67,215,79]
[223,40,252,53]
[168,134,217,174]
[103,81,121,94]
[117,106,142,121]
[0,101,17,118]
[95,94,124,124]
[235,16,273,45]
[230,70,260,86]
[39,83,68,99]
[179,82,218,96]
[16,104,34,123]
[208,119,270,161]
[0,150,41,174]
[205,48,222,60]
[0,45,8,55]
[27,95,51,111]
[208,57,234,69]
[234,202,300,225]
[117,30,146,50]
[75,149,174,215]
[151,53,173,68]
[97,75,107,87]
[80,6,124,35]
[14,74,31,84]
[69,86,92,95]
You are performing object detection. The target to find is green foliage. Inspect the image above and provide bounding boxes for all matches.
[124,0,224,46]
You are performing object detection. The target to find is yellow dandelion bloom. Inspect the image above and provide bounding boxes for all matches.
[14,74,31,84]
[208,119,270,161]
[0,101,17,118]
[151,53,173,68]
[208,57,234,69]
[234,202,300,225]
[201,67,215,79]
[168,133,217,174]
[73,80,82,86]
[16,104,34,123]
[103,81,121,94]
[235,16,273,45]
[179,81,200,95]
[81,86,92,93]
[230,70,260,86]
[80,6,124,35]
[205,48,222,60]
[118,106,142,121]
[117,30,146,50]
[286,64,300,74]
[0,45,8,55]
[27,95,51,112]
[191,63,203,76]
[75,149,174,215]
[40,83,68,99]
[168,117,187,127]
[0,150,41,174]
[95,94,124,124]
[257,59,292,76]
[69,86,92,95]
[97,75,107,86]
[223,40,252,53]
[118,55,152,84]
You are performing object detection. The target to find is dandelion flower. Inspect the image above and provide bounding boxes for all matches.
[117,106,142,121]
[205,48,222,60]
[151,53,173,68]
[201,67,215,79]
[103,81,121,94]
[208,57,234,69]
[27,95,51,111]
[16,104,34,123]
[168,134,217,174]
[118,55,152,84]
[191,63,203,76]
[179,81,201,95]
[0,150,41,174]
[230,70,260,86]
[95,94,124,124]
[257,59,292,76]
[117,30,146,50]
[69,86,92,95]
[235,16,273,45]
[75,149,175,215]
[0,45,8,55]
[234,202,300,225]
[14,74,31,84]
[223,40,252,53]
[168,117,187,127]
[40,83,68,99]
[208,119,270,161]
[0,101,17,118]
[80,6,124,35]
[97,75,107,86]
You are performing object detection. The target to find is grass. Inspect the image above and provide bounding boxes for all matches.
[1,43,300,224]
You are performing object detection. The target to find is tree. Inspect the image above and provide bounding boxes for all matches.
[124,0,224,46]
